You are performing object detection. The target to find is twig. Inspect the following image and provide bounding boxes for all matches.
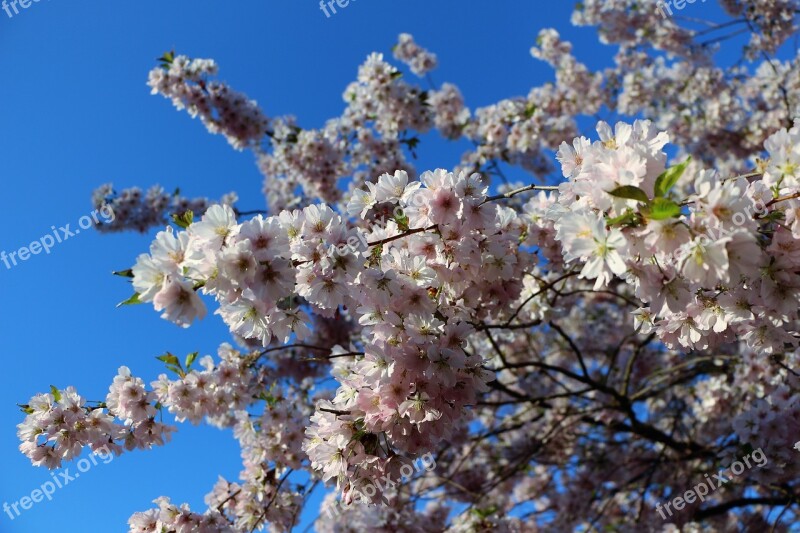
[482,184,559,204]
[366,225,438,247]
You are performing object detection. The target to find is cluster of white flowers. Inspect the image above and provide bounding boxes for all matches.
[147,55,269,150]
[91,183,237,233]
[392,33,438,76]
[17,369,174,469]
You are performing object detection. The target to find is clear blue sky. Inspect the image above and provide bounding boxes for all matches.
[0,1,744,532]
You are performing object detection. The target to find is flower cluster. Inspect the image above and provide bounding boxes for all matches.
[128,497,234,533]
[17,368,175,469]
[124,168,531,503]
[129,473,301,533]
[151,344,259,426]
[91,183,237,234]
[536,120,800,356]
[392,33,438,76]
[147,55,270,150]
[316,490,448,533]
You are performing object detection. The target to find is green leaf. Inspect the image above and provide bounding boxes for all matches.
[112,269,134,278]
[171,210,194,229]
[261,392,277,407]
[606,210,638,227]
[762,210,784,222]
[654,157,691,198]
[472,506,499,519]
[185,352,199,370]
[165,365,184,377]
[158,50,175,64]
[116,293,142,308]
[157,352,182,368]
[645,198,682,220]
[50,385,62,403]
[394,213,410,232]
[607,185,650,204]
[390,71,403,79]
[18,404,34,414]
[367,244,383,268]
[259,390,279,407]
[157,352,186,377]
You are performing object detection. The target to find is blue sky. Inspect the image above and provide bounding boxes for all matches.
[0,1,748,531]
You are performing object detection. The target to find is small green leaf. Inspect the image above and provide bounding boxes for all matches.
[367,244,383,268]
[172,210,194,229]
[394,213,410,232]
[185,352,199,370]
[18,404,34,414]
[112,269,134,278]
[165,365,183,376]
[157,352,182,368]
[157,50,176,70]
[606,210,638,227]
[116,293,142,308]
[654,157,691,198]
[645,198,682,220]
[472,506,499,519]
[259,391,277,407]
[158,50,175,64]
[157,352,185,377]
[50,385,62,403]
[607,185,650,204]
[390,71,403,79]
[259,388,279,407]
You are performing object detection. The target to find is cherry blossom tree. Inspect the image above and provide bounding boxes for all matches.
[17,1,800,531]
